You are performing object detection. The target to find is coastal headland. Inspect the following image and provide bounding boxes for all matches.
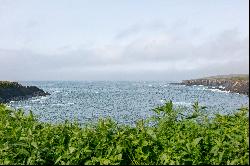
[0,81,50,103]
[177,74,249,95]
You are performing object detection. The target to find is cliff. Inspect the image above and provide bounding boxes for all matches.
[180,75,249,95]
[0,81,50,103]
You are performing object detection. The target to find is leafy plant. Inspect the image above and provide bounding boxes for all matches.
[0,101,248,165]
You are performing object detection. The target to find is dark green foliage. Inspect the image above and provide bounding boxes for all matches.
[0,102,249,165]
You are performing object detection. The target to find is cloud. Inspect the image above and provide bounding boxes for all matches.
[0,25,249,81]
[114,21,167,40]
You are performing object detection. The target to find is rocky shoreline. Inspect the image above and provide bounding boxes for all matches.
[175,75,249,96]
[0,81,50,103]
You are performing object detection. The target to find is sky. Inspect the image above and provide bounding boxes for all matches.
[0,0,249,81]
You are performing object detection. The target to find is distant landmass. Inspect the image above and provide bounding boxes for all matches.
[0,81,50,103]
[202,74,249,81]
[179,74,249,95]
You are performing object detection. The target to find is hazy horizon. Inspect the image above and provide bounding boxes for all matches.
[0,0,249,81]
[12,73,250,82]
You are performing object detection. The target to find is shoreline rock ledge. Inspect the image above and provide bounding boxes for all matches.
[0,81,50,103]
[177,74,249,96]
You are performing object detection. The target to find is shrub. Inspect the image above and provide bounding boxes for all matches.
[0,102,249,165]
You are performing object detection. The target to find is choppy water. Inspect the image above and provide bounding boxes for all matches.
[8,81,249,125]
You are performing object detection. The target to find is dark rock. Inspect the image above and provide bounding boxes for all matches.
[0,81,50,103]
[179,76,249,96]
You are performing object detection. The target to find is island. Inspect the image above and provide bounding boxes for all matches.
[176,74,249,96]
[0,81,50,103]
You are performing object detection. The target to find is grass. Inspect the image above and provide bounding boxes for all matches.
[0,101,249,165]
[203,74,249,81]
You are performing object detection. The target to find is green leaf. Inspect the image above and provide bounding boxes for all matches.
[28,128,32,136]
[142,140,148,147]
[69,147,76,154]
[186,143,191,153]
[19,136,28,141]
[101,159,110,165]
[192,137,203,146]
[147,129,157,140]
[230,158,240,165]
[27,157,33,164]
[210,146,219,155]
[55,156,62,164]
[219,150,225,163]
[116,154,122,160]
[18,148,30,156]
[132,140,139,145]
[3,158,11,165]
[31,142,38,149]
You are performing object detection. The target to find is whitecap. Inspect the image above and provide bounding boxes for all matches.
[219,85,225,89]
[31,98,41,102]
[197,87,208,90]
[173,102,192,106]
[41,96,48,100]
[209,89,230,93]
[52,103,65,106]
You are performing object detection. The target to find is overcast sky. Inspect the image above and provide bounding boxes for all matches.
[0,0,249,81]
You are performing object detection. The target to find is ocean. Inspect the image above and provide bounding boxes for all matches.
[8,81,249,125]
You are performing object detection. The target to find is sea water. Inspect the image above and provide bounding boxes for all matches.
[8,81,249,125]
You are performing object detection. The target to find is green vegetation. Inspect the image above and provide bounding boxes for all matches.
[0,81,20,89]
[0,102,249,165]
[203,74,249,81]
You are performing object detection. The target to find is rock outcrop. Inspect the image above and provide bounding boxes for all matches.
[0,81,50,103]
[181,79,249,95]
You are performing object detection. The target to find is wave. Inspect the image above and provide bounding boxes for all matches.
[173,102,192,106]
[51,103,65,106]
[209,89,230,93]
[41,96,48,100]
[31,98,41,102]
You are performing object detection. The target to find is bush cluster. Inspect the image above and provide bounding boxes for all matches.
[0,101,249,165]
[0,81,20,89]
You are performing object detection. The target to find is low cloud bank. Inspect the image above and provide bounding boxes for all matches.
[0,29,249,81]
